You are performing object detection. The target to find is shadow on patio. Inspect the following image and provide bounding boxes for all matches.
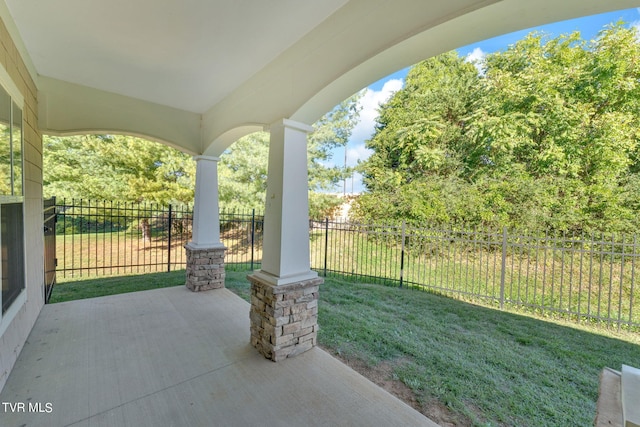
[0,286,438,427]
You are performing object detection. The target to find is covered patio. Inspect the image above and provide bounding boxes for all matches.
[0,286,437,427]
[1,0,639,424]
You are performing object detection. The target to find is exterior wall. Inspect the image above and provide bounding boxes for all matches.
[0,16,43,391]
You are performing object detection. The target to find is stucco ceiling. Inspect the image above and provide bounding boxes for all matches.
[5,0,348,113]
[3,0,640,154]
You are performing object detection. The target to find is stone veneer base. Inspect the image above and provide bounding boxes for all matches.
[248,274,323,361]
[185,246,226,292]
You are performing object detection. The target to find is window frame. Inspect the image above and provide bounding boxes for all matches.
[0,62,26,330]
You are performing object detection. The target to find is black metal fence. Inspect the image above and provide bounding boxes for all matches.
[52,198,639,330]
[219,209,264,271]
[54,199,263,278]
[55,199,192,276]
[309,220,639,330]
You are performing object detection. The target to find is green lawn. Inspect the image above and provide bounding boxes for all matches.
[48,270,186,303]
[51,269,640,426]
[316,274,640,426]
[49,266,251,304]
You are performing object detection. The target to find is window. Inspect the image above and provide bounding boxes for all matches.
[1,202,24,312]
[0,84,24,314]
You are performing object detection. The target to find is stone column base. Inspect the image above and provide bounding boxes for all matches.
[248,274,323,361]
[185,245,226,292]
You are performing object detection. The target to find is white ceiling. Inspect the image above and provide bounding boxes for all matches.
[6,0,348,113]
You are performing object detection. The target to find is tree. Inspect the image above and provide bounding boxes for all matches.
[475,24,640,232]
[308,95,363,191]
[362,52,480,192]
[355,23,640,234]
[44,134,195,205]
[354,51,486,227]
[217,132,269,211]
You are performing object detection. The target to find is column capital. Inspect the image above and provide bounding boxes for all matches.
[268,118,314,134]
[193,155,220,163]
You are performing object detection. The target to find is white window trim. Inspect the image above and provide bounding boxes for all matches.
[0,65,23,108]
[0,62,26,329]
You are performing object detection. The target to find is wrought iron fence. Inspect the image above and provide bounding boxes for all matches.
[308,220,639,330]
[55,199,190,276]
[54,199,264,277]
[52,199,639,329]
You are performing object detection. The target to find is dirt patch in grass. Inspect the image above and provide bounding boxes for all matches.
[421,400,468,427]
[324,350,471,427]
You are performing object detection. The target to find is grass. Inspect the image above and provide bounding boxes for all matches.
[51,268,640,426]
[54,231,191,279]
[315,274,640,426]
[57,226,640,327]
[50,265,251,304]
[48,270,186,303]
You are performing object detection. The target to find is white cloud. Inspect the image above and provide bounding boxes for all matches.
[325,77,403,192]
[346,143,373,167]
[466,47,486,62]
[465,47,486,73]
[350,78,404,144]
[632,20,640,40]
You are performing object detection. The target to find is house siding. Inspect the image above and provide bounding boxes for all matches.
[0,14,43,392]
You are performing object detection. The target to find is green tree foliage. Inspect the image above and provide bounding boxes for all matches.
[355,23,640,234]
[0,123,11,195]
[308,95,363,190]
[218,132,269,211]
[44,135,195,204]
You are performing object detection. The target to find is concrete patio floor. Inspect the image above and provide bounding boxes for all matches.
[0,286,439,427]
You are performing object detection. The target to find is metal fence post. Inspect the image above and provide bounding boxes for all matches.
[500,226,507,310]
[400,220,406,288]
[324,217,329,277]
[250,209,256,270]
[629,235,636,328]
[167,204,173,272]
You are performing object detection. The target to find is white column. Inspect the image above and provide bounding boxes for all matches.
[253,119,318,285]
[187,155,223,249]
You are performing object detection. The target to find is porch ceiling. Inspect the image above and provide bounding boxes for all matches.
[3,0,640,154]
[5,0,348,114]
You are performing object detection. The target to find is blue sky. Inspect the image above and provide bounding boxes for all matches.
[332,7,640,194]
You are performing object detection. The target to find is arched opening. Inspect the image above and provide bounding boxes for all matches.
[43,133,197,280]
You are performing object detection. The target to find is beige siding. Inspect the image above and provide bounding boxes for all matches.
[0,14,43,392]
